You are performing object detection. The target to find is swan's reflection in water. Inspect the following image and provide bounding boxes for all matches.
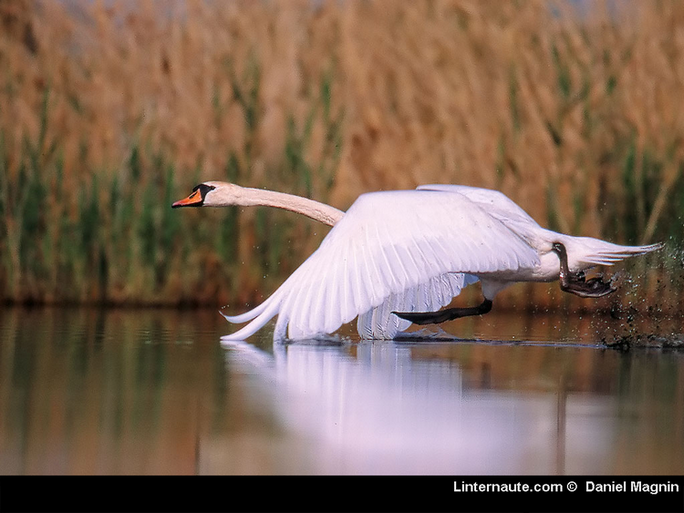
[2,308,682,474]
[221,340,614,475]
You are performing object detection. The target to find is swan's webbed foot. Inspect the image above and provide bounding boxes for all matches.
[392,299,493,325]
[552,241,617,298]
[561,275,617,298]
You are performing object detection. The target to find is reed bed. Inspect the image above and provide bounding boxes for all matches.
[0,0,682,315]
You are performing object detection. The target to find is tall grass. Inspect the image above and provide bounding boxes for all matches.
[0,0,682,312]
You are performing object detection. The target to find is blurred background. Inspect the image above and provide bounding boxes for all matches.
[2,0,684,478]
[0,0,681,312]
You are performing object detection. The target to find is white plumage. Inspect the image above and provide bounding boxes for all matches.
[175,184,660,342]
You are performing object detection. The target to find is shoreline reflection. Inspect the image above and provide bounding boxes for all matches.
[0,307,682,475]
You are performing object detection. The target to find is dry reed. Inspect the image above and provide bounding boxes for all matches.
[0,0,682,315]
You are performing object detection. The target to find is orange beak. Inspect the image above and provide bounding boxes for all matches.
[172,189,203,208]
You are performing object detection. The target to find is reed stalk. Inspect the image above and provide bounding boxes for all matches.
[0,0,682,313]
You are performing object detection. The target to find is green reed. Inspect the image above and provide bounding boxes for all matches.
[0,0,682,313]
[0,60,343,306]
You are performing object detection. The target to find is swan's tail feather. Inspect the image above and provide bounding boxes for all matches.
[569,238,663,268]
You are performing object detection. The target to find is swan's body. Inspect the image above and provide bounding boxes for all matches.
[173,182,661,341]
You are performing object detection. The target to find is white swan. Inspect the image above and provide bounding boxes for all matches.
[173,182,662,341]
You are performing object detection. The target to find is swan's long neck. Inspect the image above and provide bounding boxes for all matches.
[221,185,344,226]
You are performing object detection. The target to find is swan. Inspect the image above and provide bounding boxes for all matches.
[172,181,662,341]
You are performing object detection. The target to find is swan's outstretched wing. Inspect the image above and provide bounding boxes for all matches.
[416,183,554,249]
[355,272,480,339]
[222,190,540,341]
[417,184,538,225]
[420,185,664,262]
[221,272,479,339]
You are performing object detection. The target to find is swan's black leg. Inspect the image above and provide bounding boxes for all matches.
[392,299,493,325]
[551,241,617,298]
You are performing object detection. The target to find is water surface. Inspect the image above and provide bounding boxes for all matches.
[0,307,682,474]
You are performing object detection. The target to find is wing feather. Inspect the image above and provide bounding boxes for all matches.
[356,273,473,339]
[223,190,539,341]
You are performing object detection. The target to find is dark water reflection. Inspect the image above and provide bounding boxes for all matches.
[0,307,682,474]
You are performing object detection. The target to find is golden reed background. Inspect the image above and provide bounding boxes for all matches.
[0,0,682,313]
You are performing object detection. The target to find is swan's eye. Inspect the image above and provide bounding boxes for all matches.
[192,184,215,196]
[197,184,215,198]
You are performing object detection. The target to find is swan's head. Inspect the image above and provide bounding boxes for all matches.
[172,181,240,208]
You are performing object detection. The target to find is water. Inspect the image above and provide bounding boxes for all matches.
[0,306,682,475]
